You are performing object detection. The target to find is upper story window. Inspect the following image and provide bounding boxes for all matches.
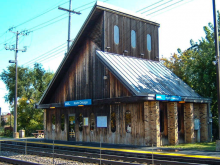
[131,30,136,48]
[114,25,119,44]
[147,34,151,51]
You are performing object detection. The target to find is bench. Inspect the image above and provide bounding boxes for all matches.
[32,130,44,138]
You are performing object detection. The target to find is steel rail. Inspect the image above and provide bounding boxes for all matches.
[1,144,209,165]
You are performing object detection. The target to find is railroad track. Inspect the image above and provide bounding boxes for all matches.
[0,156,40,165]
[0,140,217,165]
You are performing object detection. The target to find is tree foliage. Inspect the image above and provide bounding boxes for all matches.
[0,63,54,136]
[161,11,220,138]
[161,11,220,139]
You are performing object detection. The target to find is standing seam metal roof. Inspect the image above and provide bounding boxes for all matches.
[96,50,201,98]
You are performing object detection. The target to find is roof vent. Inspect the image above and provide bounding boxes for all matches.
[123,50,128,56]
[105,47,110,52]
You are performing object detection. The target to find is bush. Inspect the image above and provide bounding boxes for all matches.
[4,127,13,137]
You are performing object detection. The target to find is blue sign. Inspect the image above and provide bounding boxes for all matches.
[156,94,181,102]
[64,99,92,107]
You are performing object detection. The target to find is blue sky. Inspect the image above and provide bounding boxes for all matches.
[0,0,219,113]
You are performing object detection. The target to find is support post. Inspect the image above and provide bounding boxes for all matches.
[14,31,19,138]
[5,29,29,138]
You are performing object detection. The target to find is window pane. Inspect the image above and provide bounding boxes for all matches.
[147,34,151,51]
[79,113,83,132]
[131,30,136,48]
[90,113,95,131]
[114,25,119,44]
[52,114,55,131]
[111,111,116,132]
[125,111,131,133]
[61,114,65,131]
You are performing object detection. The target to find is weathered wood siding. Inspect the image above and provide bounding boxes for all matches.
[45,103,145,145]
[104,11,159,60]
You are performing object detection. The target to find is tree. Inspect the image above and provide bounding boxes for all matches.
[161,11,220,139]
[1,120,6,127]
[0,63,54,136]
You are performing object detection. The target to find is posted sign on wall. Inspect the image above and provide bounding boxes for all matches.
[97,116,107,128]
[64,99,92,107]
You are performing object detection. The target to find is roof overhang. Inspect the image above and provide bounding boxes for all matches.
[36,95,211,109]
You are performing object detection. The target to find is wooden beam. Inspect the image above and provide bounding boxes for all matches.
[35,103,64,109]
[93,96,153,105]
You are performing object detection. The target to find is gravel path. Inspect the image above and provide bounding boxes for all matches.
[0,151,98,165]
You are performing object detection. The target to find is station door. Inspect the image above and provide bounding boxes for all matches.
[68,114,76,141]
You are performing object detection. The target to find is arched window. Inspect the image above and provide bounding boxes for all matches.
[52,114,55,131]
[131,30,136,48]
[147,34,151,51]
[61,114,65,131]
[111,111,116,132]
[79,113,83,132]
[90,113,95,131]
[114,25,119,44]
[125,111,131,133]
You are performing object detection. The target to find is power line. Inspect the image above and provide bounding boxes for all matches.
[141,0,173,14]
[26,1,98,32]
[33,48,66,65]
[25,47,66,67]
[136,0,164,13]
[0,36,14,45]
[15,0,69,28]
[0,31,7,39]
[32,16,68,32]
[147,0,184,16]
[149,0,194,18]
[22,42,66,66]
[29,13,67,31]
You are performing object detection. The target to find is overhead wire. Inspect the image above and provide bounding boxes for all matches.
[0,36,14,45]
[14,0,69,28]
[30,0,111,65]
[149,0,194,18]
[136,0,164,13]
[27,0,100,32]
[147,0,184,16]
[29,14,67,31]
[33,48,67,65]
[22,42,66,66]
[141,0,173,14]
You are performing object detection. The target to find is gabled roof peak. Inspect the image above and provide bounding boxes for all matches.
[96,1,159,26]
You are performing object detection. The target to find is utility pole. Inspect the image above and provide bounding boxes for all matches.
[58,0,81,52]
[213,0,220,139]
[5,28,30,138]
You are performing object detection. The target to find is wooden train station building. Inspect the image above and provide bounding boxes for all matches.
[37,1,212,146]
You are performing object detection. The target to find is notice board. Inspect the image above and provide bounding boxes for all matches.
[97,116,107,127]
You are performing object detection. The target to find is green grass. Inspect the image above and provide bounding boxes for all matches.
[161,142,216,151]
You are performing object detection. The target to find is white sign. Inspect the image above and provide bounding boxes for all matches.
[97,116,107,128]
[83,117,88,126]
